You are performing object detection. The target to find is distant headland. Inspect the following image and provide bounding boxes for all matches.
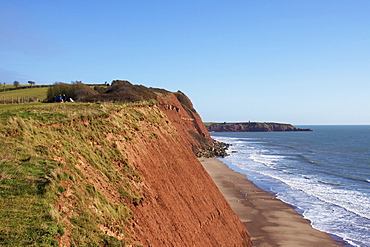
[205,122,313,132]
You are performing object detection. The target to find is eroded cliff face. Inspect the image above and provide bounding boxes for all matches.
[53,92,252,246]
[118,93,251,246]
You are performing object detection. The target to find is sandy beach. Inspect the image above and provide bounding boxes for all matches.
[200,157,344,247]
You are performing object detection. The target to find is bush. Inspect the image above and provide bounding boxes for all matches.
[93,86,106,93]
[46,81,96,102]
[46,80,158,103]
[74,89,98,101]
[80,80,157,103]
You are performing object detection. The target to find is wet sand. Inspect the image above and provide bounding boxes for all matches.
[200,157,344,247]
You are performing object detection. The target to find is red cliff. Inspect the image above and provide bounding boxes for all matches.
[206,122,313,132]
[120,92,252,246]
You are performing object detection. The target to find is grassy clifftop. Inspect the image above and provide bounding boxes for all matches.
[0,102,151,246]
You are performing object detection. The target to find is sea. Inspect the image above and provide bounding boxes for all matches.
[211,125,370,247]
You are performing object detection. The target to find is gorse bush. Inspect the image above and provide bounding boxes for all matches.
[73,89,97,101]
[46,80,158,104]
[46,81,96,102]
[80,80,158,103]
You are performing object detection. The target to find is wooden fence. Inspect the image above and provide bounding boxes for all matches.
[0,97,40,104]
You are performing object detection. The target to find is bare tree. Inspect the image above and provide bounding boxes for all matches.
[13,81,20,88]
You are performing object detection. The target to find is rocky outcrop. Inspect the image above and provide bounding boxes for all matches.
[195,140,230,158]
[206,122,313,132]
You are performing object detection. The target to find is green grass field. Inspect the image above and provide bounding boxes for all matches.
[0,84,19,89]
[0,87,49,101]
[1,84,41,90]
[0,85,109,103]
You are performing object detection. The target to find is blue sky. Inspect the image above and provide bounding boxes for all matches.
[1,1,369,125]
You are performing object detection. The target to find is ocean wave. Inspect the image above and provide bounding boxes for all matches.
[249,153,285,168]
[251,167,370,220]
[318,180,341,186]
[298,154,318,164]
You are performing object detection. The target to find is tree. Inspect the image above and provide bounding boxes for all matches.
[13,81,20,88]
[28,81,36,86]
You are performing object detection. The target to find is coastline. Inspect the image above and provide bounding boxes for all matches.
[199,157,344,247]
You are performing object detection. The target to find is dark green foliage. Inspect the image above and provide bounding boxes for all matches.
[149,87,170,95]
[80,80,157,103]
[174,91,196,113]
[46,80,159,104]
[93,86,107,93]
[73,88,97,101]
[46,81,97,102]
[28,81,36,86]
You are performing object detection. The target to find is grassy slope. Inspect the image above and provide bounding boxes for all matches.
[0,87,49,101]
[203,122,217,126]
[0,102,154,246]
[0,85,20,90]
[0,85,108,102]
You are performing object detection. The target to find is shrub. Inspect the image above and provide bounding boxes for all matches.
[74,89,98,101]
[93,86,106,93]
[46,80,158,103]
[80,80,157,103]
[46,81,96,102]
